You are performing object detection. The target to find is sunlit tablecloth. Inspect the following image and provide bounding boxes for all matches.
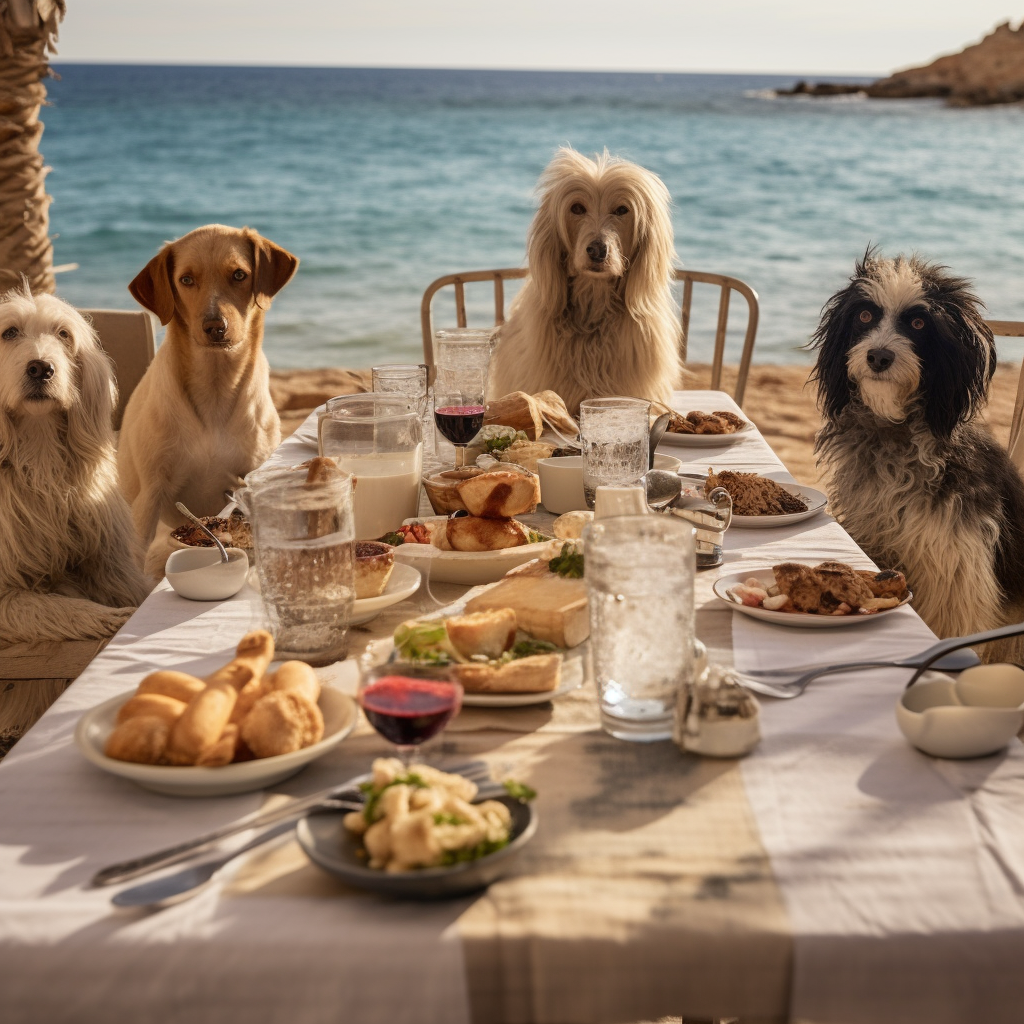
[1,391,1022,1024]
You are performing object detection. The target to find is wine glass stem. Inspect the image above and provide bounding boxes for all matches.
[396,745,417,768]
[454,445,466,468]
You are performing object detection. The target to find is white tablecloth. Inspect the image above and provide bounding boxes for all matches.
[1,391,1023,1024]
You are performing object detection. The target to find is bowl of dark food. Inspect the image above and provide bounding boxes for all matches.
[296,758,538,898]
[169,509,254,563]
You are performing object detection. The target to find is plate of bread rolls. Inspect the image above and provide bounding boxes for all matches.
[74,630,358,796]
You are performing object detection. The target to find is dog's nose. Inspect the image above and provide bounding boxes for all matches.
[586,240,608,263]
[866,348,895,373]
[203,317,227,339]
[26,359,54,381]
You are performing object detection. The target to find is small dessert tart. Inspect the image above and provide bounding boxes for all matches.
[354,541,395,599]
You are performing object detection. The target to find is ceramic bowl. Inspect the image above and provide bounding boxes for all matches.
[537,453,682,514]
[165,546,250,601]
[895,663,1024,759]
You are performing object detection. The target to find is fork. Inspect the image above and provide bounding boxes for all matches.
[91,759,493,888]
[737,621,1024,700]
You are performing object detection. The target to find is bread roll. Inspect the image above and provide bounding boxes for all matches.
[452,653,561,693]
[115,693,187,727]
[241,691,324,758]
[164,682,238,766]
[196,724,240,767]
[484,391,544,439]
[553,510,593,540]
[446,515,530,552]
[445,609,517,660]
[136,670,206,704]
[104,715,171,764]
[457,471,540,519]
[263,661,321,704]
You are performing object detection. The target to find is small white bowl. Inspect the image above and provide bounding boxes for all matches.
[896,663,1024,759]
[165,546,249,601]
[537,453,682,514]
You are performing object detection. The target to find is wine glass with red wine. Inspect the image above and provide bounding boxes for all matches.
[358,664,463,765]
[433,373,486,468]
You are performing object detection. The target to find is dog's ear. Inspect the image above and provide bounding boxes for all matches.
[526,194,569,317]
[809,280,860,421]
[623,177,675,322]
[920,291,994,438]
[65,326,117,463]
[248,230,299,311]
[129,246,176,326]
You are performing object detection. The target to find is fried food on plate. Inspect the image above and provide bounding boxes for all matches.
[446,515,531,551]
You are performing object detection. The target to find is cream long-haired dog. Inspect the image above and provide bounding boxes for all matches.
[489,148,681,414]
[0,286,149,643]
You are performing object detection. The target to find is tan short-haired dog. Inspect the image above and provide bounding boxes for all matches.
[119,225,298,573]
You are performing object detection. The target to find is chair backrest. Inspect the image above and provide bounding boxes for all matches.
[82,308,156,430]
[420,267,760,405]
[987,319,1024,471]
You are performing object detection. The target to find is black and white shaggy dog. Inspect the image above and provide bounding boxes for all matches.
[811,252,1024,645]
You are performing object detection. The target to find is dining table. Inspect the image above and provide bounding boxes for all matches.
[1,389,1023,1024]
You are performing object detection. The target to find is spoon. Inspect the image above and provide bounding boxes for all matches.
[644,469,683,510]
[174,502,229,563]
[648,412,672,468]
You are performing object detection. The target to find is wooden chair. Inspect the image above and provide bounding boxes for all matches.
[988,319,1024,471]
[0,310,156,755]
[82,308,157,429]
[420,268,760,405]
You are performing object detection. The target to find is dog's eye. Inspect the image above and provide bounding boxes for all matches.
[232,269,248,282]
[911,317,925,330]
[1,326,17,341]
[613,205,629,216]
[180,275,194,286]
[57,328,70,341]
[570,203,586,215]
[858,310,873,324]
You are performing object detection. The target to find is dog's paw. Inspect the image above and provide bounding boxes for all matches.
[92,606,137,638]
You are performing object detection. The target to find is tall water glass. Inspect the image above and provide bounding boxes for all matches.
[372,363,433,459]
[585,515,696,741]
[579,397,650,510]
[247,463,355,666]
[434,328,494,390]
[318,394,423,539]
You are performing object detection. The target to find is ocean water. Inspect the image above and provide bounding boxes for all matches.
[43,65,1024,370]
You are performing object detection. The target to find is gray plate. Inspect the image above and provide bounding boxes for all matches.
[296,793,537,899]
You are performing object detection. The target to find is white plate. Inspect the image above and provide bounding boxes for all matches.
[713,567,913,628]
[661,414,754,447]
[393,529,557,585]
[461,655,585,707]
[679,469,828,528]
[351,562,421,624]
[75,684,358,797]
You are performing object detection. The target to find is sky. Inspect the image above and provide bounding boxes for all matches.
[57,2,1019,76]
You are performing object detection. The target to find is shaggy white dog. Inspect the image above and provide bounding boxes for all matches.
[0,286,149,642]
[489,148,681,415]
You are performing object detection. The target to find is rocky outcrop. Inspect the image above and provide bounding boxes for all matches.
[867,21,1024,105]
[778,21,1024,107]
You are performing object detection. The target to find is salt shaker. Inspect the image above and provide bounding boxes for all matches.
[675,664,761,758]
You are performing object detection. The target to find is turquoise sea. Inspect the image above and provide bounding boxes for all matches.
[44,65,1024,369]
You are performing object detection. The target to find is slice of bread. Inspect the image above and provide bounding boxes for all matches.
[452,653,562,693]
[456,471,541,519]
[444,609,517,660]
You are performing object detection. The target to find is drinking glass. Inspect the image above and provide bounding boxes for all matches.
[433,374,486,468]
[372,363,434,462]
[318,394,423,539]
[585,514,696,741]
[579,397,650,509]
[433,328,495,391]
[246,462,355,666]
[358,663,463,766]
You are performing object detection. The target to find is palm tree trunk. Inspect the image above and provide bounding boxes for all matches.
[0,1,66,295]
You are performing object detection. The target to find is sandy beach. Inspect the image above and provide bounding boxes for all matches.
[271,361,1023,488]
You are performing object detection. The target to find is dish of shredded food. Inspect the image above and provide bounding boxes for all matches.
[706,469,809,516]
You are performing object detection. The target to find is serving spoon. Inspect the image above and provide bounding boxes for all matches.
[648,412,672,467]
[175,501,229,563]
[644,469,683,510]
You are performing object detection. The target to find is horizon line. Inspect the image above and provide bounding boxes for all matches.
[49,60,884,79]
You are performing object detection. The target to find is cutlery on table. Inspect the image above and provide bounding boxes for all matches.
[174,501,229,563]
[91,760,493,888]
[737,621,1024,699]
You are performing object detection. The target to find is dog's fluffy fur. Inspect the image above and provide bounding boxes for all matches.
[0,286,149,642]
[489,148,681,414]
[119,225,297,574]
[812,252,1024,645]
